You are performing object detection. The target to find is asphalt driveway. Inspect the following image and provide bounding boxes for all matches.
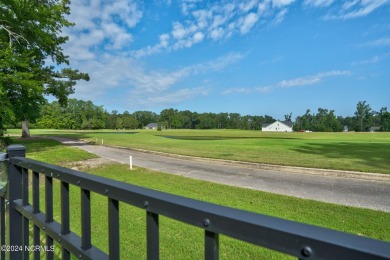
[53,137,390,212]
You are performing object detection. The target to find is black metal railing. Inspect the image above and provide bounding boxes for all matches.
[1,144,390,259]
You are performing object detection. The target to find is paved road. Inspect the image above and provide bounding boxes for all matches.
[54,137,390,212]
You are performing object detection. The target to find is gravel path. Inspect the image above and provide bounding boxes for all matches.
[52,137,390,212]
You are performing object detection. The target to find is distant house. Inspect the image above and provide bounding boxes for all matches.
[262,120,293,132]
[370,126,381,132]
[145,123,158,130]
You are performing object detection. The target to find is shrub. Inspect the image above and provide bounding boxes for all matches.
[0,137,12,151]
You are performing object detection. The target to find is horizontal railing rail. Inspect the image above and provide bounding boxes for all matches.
[1,144,390,259]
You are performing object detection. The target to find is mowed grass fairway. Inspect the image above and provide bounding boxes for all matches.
[10,128,390,174]
[10,138,390,259]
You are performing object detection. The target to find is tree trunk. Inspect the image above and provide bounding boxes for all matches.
[21,119,30,138]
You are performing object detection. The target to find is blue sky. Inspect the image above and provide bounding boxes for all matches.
[63,0,390,120]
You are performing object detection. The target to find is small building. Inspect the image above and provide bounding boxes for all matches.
[145,123,158,130]
[370,126,381,132]
[262,120,293,132]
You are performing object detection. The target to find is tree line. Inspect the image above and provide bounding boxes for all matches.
[19,99,275,130]
[293,101,390,132]
[3,99,389,132]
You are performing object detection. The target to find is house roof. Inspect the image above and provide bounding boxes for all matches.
[262,120,293,128]
[282,120,293,127]
[145,123,158,128]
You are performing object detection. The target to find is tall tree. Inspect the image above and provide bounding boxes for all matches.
[122,111,138,129]
[0,0,89,137]
[354,101,373,132]
[284,112,292,121]
[379,107,390,132]
[133,111,159,128]
[160,108,177,129]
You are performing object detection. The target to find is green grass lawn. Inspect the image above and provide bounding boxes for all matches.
[14,138,390,259]
[11,137,97,165]
[9,128,390,174]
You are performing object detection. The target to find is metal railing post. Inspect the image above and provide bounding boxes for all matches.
[6,145,26,259]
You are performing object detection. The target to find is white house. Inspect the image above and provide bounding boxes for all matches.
[145,123,158,130]
[262,120,293,132]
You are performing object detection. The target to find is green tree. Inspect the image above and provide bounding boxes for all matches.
[284,112,292,121]
[197,113,214,129]
[160,108,177,129]
[0,0,89,137]
[122,111,138,129]
[228,113,241,129]
[379,107,390,131]
[294,109,312,131]
[177,110,193,129]
[354,101,373,132]
[36,99,106,130]
[251,116,263,130]
[133,111,159,128]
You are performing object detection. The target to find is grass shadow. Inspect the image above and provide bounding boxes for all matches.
[160,135,300,141]
[292,142,390,173]
[11,137,62,153]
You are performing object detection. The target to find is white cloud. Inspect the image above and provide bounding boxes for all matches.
[71,52,243,109]
[222,70,350,94]
[302,0,389,20]
[136,87,209,108]
[341,0,360,11]
[352,52,390,65]
[239,12,259,34]
[222,86,272,95]
[277,71,349,88]
[193,31,205,43]
[259,55,284,65]
[192,52,245,73]
[361,37,390,47]
[239,0,258,12]
[324,0,390,20]
[271,9,288,26]
[210,27,225,40]
[303,0,334,8]
[180,0,203,15]
[272,0,296,8]
[64,0,143,61]
[133,0,296,57]
[172,22,188,39]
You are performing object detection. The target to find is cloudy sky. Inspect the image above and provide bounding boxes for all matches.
[62,0,390,119]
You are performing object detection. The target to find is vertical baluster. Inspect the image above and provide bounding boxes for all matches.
[22,168,29,259]
[22,168,28,206]
[108,198,119,259]
[61,181,70,260]
[33,171,40,213]
[204,230,219,260]
[33,225,40,260]
[146,211,159,260]
[32,171,40,259]
[81,188,91,250]
[0,194,5,260]
[6,145,25,260]
[45,175,54,260]
[45,175,53,222]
